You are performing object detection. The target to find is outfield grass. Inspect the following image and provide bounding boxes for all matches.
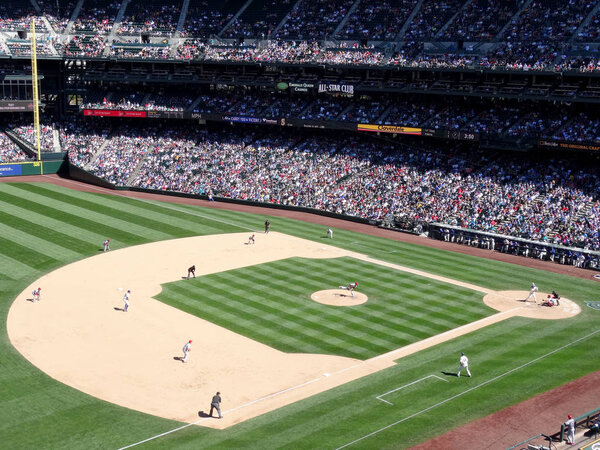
[0,181,599,449]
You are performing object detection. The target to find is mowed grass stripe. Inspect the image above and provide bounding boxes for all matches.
[155,257,495,358]
[4,184,176,241]
[15,183,192,238]
[0,209,96,254]
[0,185,159,244]
[213,267,411,351]
[36,183,231,235]
[0,235,59,271]
[0,221,81,260]
[167,281,383,358]
[212,261,475,344]
[0,198,113,250]
[241,265,416,340]
[0,253,38,280]
[162,284,346,356]
[201,282,385,357]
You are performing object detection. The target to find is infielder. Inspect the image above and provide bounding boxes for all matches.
[339,282,358,297]
[123,289,131,312]
[457,352,471,377]
[187,265,196,279]
[248,234,255,244]
[103,238,110,252]
[32,287,41,302]
[524,282,539,302]
[327,228,333,239]
[210,392,222,418]
[182,340,192,363]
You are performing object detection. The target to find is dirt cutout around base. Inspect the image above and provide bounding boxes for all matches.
[483,290,581,319]
[311,289,368,306]
[7,232,581,431]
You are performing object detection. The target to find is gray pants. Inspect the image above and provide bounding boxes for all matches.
[210,403,222,418]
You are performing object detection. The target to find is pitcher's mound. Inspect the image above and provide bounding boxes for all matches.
[483,290,580,319]
[311,290,368,306]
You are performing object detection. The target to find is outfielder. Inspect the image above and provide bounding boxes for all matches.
[339,282,358,297]
[524,282,539,302]
[182,340,192,363]
[103,238,110,252]
[123,289,131,312]
[327,228,333,239]
[457,352,471,377]
[32,287,41,302]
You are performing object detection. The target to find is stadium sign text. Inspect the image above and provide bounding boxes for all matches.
[357,124,422,135]
[318,83,354,95]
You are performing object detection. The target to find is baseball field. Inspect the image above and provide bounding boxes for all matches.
[1,178,599,449]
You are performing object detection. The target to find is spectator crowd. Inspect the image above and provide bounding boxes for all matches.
[55,121,600,254]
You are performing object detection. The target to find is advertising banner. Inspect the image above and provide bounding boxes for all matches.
[539,139,600,152]
[0,164,23,176]
[83,109,147,118]
[357,124,421,135]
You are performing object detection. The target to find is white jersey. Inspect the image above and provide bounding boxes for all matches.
[183,342,191,352]
[460,355,469,367]
[123,292,130,302]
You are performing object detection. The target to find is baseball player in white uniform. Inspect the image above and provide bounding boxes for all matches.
[524,282,539,302]
[327,228,333,239]
[103,239,110,252]
[457,352,471,377]
[248,234,255,244]
[123,289,130,312]
[32,287,41,302]
[339,282,358,297]
[182,340,192,363]
[564,414,575,445]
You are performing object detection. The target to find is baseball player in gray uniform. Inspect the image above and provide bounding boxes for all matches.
[123,290,131,312]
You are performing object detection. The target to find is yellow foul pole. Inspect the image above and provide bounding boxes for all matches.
[30,19,42,169]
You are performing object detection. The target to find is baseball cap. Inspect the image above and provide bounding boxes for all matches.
[568,415,573,419]
[461,352,465,355]
[189,340,192,343]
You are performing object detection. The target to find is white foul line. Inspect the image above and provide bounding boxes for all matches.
[336,328,600,449]
[117,375,326,449]
[376,375,448,405]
